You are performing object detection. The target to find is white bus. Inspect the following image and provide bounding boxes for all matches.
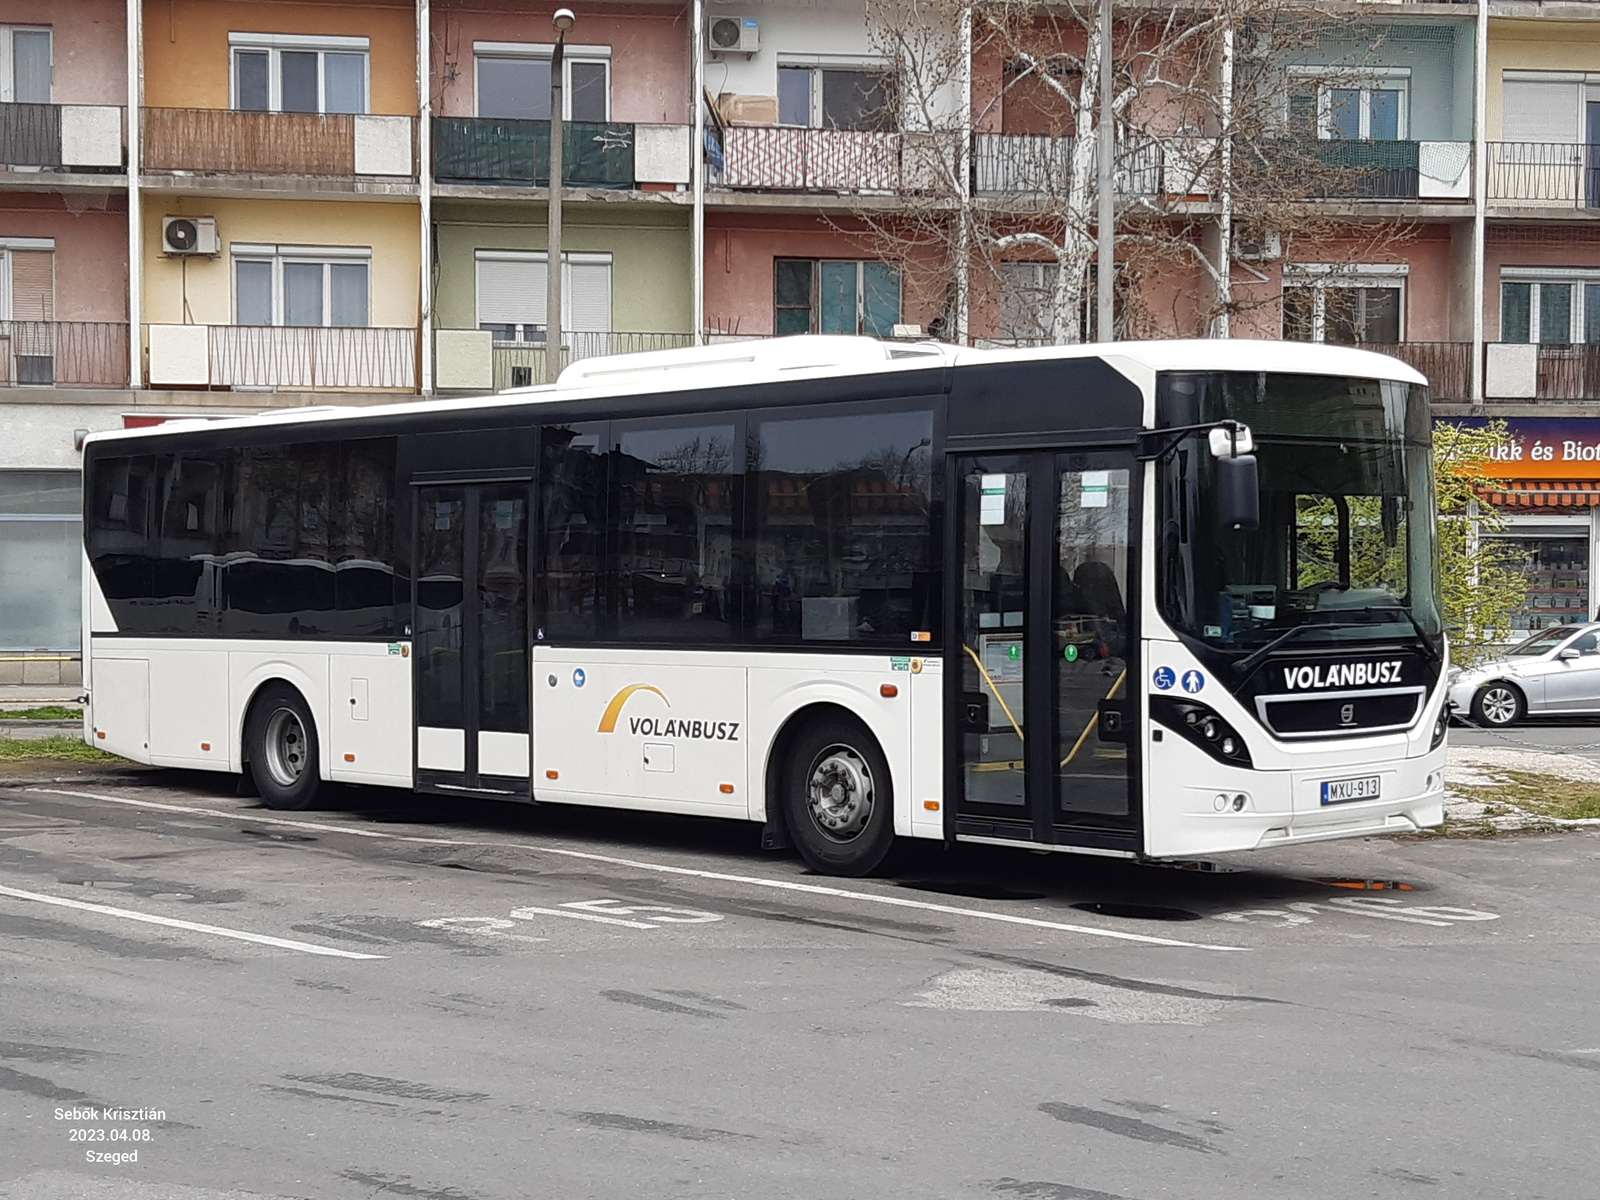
[79,336,1447,875]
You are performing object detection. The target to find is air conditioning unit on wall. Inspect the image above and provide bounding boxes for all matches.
[162,216,219,256]
[1236,231,1282,261]
[707,16,759,54]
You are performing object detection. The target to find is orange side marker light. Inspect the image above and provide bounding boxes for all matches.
[719,783,735,794]
[923,800,940,811]
[95,731,106,739]
[880,684,898,698]
[200,742,211,752]
[344,753,356,763]
[546,769,559,780]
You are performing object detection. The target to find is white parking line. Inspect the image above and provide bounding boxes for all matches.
[27,787,1246,953]
[0,882,385,960]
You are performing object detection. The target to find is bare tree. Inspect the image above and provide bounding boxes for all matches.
[853,0,1421,344]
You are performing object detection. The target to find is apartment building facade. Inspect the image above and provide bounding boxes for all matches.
[7,0,1600,672]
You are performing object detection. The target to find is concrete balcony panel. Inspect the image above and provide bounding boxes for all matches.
[0,104,125,172]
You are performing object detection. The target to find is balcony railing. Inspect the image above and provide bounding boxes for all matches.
[433,117,646,188]
[491,331,694,389]
[1354,341,1472,401]
[972,133,1163,198]
[1487,141,1600,208]
[0,104,123,171]
[717,126,901,193]
[165,326,419,390]
[0,321,127,387]
[141,109,415,178]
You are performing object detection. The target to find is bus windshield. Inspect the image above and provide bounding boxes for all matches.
[1155,371,1441,654]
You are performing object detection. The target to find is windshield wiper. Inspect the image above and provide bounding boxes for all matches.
[1232,622,1364,675]
[1356,606,1441,663]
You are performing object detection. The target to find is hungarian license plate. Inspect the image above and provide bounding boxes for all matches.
[1322,775,1382,805]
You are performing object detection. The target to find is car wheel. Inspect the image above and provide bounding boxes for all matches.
[781,716,895,877]
[1471,682,1525,728]
[245,683,323,810]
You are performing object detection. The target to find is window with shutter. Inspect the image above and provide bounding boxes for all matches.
[1502,78,1580,144]
[474,252,611,344]
[9,249,52,320]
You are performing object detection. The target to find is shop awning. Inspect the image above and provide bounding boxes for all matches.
[1478,480,1600,508]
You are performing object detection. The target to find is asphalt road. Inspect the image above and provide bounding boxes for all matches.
[1449,718,1600,757]
[2,761,1597,1200]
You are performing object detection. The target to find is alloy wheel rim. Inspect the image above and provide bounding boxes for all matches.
[806,744,873,842]
[1481,688,1517,725]
[263,707,308,787]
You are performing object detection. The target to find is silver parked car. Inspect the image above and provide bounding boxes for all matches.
[1448,623,1600,726]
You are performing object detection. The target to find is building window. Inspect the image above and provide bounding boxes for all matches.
[1282,270,1404,344]
[777,65,895,131]
[475,250,612,345]
[232,246,371,327]
[1289,73,1408,141]
[230,34,369,115]
[998,261,1122,343]
[0,27,50,104]
[0,470,81,651]
[473,42,610,122]
[1000,57,1077,137]
[0,239,56,383]
[1501,278,1600,346]
[774,259,900,337]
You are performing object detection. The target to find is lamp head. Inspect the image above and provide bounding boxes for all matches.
[553,8,576,34]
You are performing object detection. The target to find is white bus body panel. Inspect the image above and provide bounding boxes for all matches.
[531,647,933,832]
[89,656,148,761]
[328,649,414,786]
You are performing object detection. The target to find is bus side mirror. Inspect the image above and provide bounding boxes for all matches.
[1215,454,1260,532]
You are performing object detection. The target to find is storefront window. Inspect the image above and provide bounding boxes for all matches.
[0,470,82,651]
[1492,533,1590,640]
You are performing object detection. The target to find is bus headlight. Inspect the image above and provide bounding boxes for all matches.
[1151,697,1253,768]
[1430,707,1448,751]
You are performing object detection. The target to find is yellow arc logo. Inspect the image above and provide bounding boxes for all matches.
[596,684,671,733]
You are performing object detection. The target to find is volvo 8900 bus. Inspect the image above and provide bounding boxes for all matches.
[79,336,1446,875]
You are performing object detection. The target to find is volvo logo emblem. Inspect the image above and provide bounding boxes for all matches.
[1340,703,1356,725]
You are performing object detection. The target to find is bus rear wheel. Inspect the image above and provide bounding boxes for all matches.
[245,683,323,811]
[781,716,894,877]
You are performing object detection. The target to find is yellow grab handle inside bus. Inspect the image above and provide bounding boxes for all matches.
[962,644,1025,743]
[1060,668,1127,768]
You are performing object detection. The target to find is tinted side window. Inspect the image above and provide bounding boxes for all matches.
[751,406,935,644]
[613,421,740,643]
[333,438,398,638]
[538,424,607,643]
[87,454,157,626]
[149,452,228,634]
[222,444,336,637]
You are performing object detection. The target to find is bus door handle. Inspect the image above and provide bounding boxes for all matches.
[1097,699,1131,744]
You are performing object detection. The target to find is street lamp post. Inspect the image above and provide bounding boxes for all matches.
[546,7,575,383]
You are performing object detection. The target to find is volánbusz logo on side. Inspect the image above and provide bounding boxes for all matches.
[596,684,740,741]
[1281,661,1404,690]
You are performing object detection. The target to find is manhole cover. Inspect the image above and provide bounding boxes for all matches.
[1070,901,1202,922]
[898,880,1047,901]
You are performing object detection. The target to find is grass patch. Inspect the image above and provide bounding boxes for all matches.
[0,735,109,762]
[1453,770,1600,821]
[1,705,81,721]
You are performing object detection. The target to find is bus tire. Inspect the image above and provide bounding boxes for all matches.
[781,715,894,877]
[245,683,323,811]
[1471,682,1524,728]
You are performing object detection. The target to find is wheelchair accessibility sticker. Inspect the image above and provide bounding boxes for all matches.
[1152,666,1176,690]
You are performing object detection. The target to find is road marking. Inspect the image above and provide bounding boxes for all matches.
[26,787,1245,952]
[0,882,385,959]
[511,905,659,929]
[1216,896,1501,928]
[416,917,547,944]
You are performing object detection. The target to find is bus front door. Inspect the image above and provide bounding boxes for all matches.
[950,452,1141,854]
[413,483,531,796]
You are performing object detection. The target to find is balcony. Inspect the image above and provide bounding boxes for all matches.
[1485,342,1600,403]
[0,321,128,387]
[1275,141,1472,202]
[432,118,690,190]
[0,104,122,173]
[141,109,415,180]
[1356,342,1473,402]
[972,133,1162,199]
[716,126,901,194]
[146,325,417,391]
[434,329,694,391]
[1487,142,1600,209]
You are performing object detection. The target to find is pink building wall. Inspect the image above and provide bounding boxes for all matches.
[1484,233,1600,341]
[0,196,127,323]
[432,4,689,125]
[0,0,127,105]
[704,215,943,337]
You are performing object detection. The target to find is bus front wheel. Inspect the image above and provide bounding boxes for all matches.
[781,716,894,877]
[245,683,323,811]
